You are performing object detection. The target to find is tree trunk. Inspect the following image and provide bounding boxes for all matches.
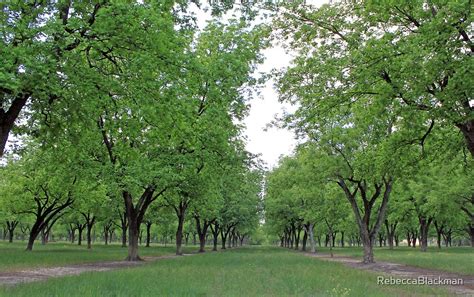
[121,223,127,247]
[6,221,18,243]
[123,188,159,261]
[126,215,140,261]
[145,222,152,247]
[470,226,474,248]
[302,229,308,251]
[385,220,397,250]
[328,226,334,258]
[41,229,48,245]
[220,229,227,249]
[174,203,187,256]
[294,225,301,250]
[456,120,474,158]
[26,222,42,251]
[307,223,316,253]
[418,216,432,252]
[71,229,76,243]
[434,221,444,249]
[8,227,14,243]
[83,215,95,250]
[77,225,84,246]
[0,94,29,157]
[337,177,393,263]
[26,231,38,251]
[411,231,418,248]
[104,229,109,245]
[86,225,92,249]
[362,236,374,263]
[194,216,210,253]
[210,223,219,251]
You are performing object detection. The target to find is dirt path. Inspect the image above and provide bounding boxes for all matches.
[0,254,190,286]
[303,252,474,296]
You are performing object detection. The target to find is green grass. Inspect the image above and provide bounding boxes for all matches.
[1,247,448,297]
[0,241,197,271]
[317,246,474,275]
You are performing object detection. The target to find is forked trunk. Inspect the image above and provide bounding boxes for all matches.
[419,217,432,252]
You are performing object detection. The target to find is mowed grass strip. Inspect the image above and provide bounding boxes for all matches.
[1,247,448,297]
[317,246,474,275]
[0,242,192,271]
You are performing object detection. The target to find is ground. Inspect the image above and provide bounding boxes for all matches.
[318,246,474,275]
[0,242,472,296]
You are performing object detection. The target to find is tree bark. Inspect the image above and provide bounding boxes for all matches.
[121,216,127,248]
[384,219,397,250]
[145,221,152,247]
[195,215,211,253]
[220,228,227,249]
[76,222,85,246]
[123,186,163,261]
[81,213,96,250]
[210,222,219,251]
[293,224,301,250]
[411,231,418,248]
[302,228,308,251]
[0,94,29,157]
[126,214,140,261]
[434,221,444,249]
[174,202,187,256]
[456,120,474,157]
[69,224,76,243]
[307,223,316,253]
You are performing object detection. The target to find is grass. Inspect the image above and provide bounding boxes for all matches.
[317,246,474,275]
[0,241,197,271]
[0,246,449,297]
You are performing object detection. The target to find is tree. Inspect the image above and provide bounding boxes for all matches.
[274,0,473,157]
[272,0,473,263]
[0,146,80,251]
[72,179,108,249]
[0,2,113,156]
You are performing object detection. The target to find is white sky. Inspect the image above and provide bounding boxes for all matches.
[245,46,295,169]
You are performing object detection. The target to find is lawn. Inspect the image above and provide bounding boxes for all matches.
[0,246,448,297]
[317,246,474,275]
[0,241,198,271]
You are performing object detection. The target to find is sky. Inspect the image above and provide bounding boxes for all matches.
[244,46,296,169]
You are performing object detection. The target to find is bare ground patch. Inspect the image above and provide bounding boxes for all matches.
[303,252,474,296]
[0,254,184,286]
